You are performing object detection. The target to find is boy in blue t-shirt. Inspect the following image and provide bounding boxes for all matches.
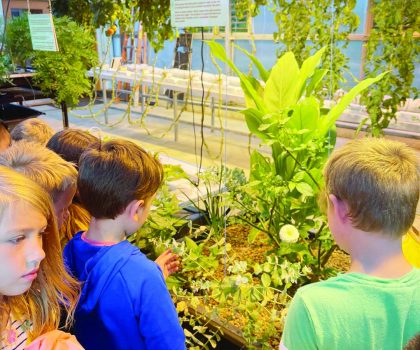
[280,138,420,350]
[63,139,185,350]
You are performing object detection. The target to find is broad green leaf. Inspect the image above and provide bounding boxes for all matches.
[264,51,300,112]
[286,96,320,135]
[253,262,263,274]
[250,150,272,181]
[293,171,305,182]
[234,44,270,82]
[317,72,388,137]
[261,273,271,287]
[248,227,261,243]
[242,108,267,140]
[296,182,314,196]
[242,75,265,109]
[206,40,266,112]
[184,236,198,251]
[271,268,281,286]
[296,47,326,99]
[306,69,328,96]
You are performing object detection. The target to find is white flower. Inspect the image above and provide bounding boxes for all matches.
[279,224,300,243]
[235,275,249,286]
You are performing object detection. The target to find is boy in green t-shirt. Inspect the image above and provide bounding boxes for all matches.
[280,138,420,350]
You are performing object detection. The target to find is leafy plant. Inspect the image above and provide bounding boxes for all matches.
[185,166,246,240]
[130,164,189,258]
[206,41,386,276]
[0,54,13,84]
[270,0,359,95]
[5,13,33,68]
[52,0,175,52]
[361,0,420,136]
[234,0,268,19]
[5,15,97,108]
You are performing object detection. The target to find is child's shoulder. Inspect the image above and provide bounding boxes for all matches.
[296,269,420,302]
[119,243,163,280]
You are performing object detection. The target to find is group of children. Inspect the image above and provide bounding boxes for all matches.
[0,118,418,350]
[0,119,183,349]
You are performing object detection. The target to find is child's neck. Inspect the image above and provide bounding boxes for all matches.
[348,230,412,279]
[85,217,126,244]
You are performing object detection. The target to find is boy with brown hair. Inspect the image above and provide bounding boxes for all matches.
[280,138,420,350]
[63,139,185,350]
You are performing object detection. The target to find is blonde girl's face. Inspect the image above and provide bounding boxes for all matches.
[0,200,47,296]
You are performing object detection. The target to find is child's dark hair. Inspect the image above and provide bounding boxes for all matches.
[78,139,163,219]
[46,128,99,166]
[404,333,420,350]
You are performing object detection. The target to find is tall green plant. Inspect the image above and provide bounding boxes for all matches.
[361,0,420,136]
[207,41,386,276]
[207,41,386,181]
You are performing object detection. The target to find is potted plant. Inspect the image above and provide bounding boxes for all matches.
[5,14,97,125]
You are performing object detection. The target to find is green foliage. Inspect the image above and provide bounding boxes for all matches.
[164,43,385,347]
[270,0,359,94]
[361,0,420,136]
[234,0,268,19]
[52,0,175,53]
[185,167,246,239]
[51,0,93,29]
[207,41,385,273]
[5,14,33,68]
[0,55,13,84]
[130,164,189,258]
[5,15,97,107]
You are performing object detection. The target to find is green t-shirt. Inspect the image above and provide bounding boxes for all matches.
[281,269,420,350]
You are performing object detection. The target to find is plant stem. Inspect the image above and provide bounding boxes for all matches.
[279,144,321,190]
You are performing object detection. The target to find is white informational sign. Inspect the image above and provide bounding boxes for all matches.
[171,0,228,28]
[28,14,59,52]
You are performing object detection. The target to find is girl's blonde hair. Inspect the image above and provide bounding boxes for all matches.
[0,141,77,202]
[10,118,54,146]
[0,166,80,341]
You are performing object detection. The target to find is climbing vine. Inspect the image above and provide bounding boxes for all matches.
[234,0,268,20]
[361,0,420,136]
[269,0,359,95]
[52,0,174,52]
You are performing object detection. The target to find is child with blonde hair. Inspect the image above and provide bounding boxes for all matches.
[46,129,98,243]
[0,141,77,241]
[10,118,54,145]
[280,138,420,350]
[0,166,81,349]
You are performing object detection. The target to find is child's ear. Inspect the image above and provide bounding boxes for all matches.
[127,199,144,221]
[329,194,349,223]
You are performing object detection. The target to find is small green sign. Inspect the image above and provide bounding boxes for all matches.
[28,14,59,52]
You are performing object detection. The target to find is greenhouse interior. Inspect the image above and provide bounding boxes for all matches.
[0,0,419,349]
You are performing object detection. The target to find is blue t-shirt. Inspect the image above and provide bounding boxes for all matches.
[63,232,186,350]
